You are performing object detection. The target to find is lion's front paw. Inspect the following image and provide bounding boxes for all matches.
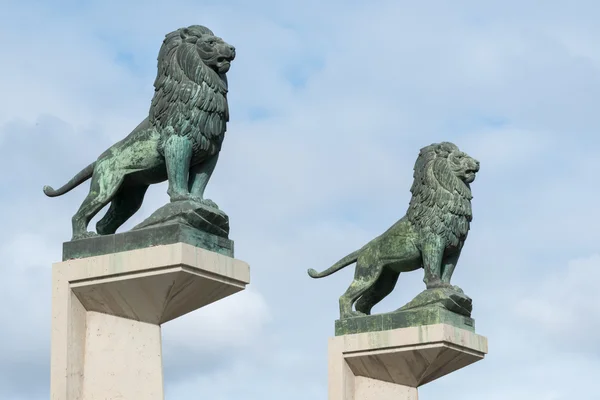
[341,310,367,319]
[72,231,99,241]
[426,279,452,290]
[450,285,464,294]
[169,192,193,203]
[191,196,219,210]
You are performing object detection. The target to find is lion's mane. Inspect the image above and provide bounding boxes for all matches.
[406,142,474,248]
[149,25,229,155]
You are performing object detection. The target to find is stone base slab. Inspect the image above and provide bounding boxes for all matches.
[335,307,475,336]
[63,222,234,261]
[50,242,250,400]
[328,324,487,399]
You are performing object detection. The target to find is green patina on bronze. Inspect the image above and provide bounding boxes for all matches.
[62,222,234,261]
[308,142,481,332]
[43,25,236,242]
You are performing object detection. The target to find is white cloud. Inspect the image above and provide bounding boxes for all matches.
[516,254,600,345]
[161,289,271,385]
[162,289,271,350]
[0,233,54,400]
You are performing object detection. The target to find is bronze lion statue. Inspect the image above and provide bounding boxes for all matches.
[308,142,480,319]
[43,25,236,240]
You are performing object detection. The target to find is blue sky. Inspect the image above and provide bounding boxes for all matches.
[1,1,600,399]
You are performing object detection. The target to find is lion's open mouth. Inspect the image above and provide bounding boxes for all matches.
[215,58,231,73]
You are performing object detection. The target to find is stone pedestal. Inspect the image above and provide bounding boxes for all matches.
[50,242,250,400]
[328,324,488,400]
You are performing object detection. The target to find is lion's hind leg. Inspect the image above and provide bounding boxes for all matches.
[339,258,385,319]
[71,162,125,240]
[355,268,400,315]
[96,185,149,235]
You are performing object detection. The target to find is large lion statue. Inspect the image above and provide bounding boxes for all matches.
[308,142,480,319]
[43,25,236,240]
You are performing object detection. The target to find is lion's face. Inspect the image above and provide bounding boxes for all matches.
[448,150,480,184]
[195,34,236,74]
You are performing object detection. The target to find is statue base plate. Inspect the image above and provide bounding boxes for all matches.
[400,287,472,316]
[335,306,475,336]
[133,200,230,238]
[63,223,234,261]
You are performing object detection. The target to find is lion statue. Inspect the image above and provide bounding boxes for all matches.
[42,25,236,240]
[307,142,480,319]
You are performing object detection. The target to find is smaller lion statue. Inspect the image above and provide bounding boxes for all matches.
[308,142,480,319]
[42,25,236,241]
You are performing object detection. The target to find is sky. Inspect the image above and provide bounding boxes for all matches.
[0,0,599,399]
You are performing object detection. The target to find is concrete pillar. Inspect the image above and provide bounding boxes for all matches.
[50,242,250,400]
[328,324,488,400]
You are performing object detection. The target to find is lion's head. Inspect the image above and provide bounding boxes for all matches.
[178,25,236,74]
[407,142,480,248]
[447,147,480,185]
[154,25,236,89]
[150,25,235,153]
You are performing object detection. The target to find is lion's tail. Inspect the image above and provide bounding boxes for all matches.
[307,250,360,279]
[43,162,95,197]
